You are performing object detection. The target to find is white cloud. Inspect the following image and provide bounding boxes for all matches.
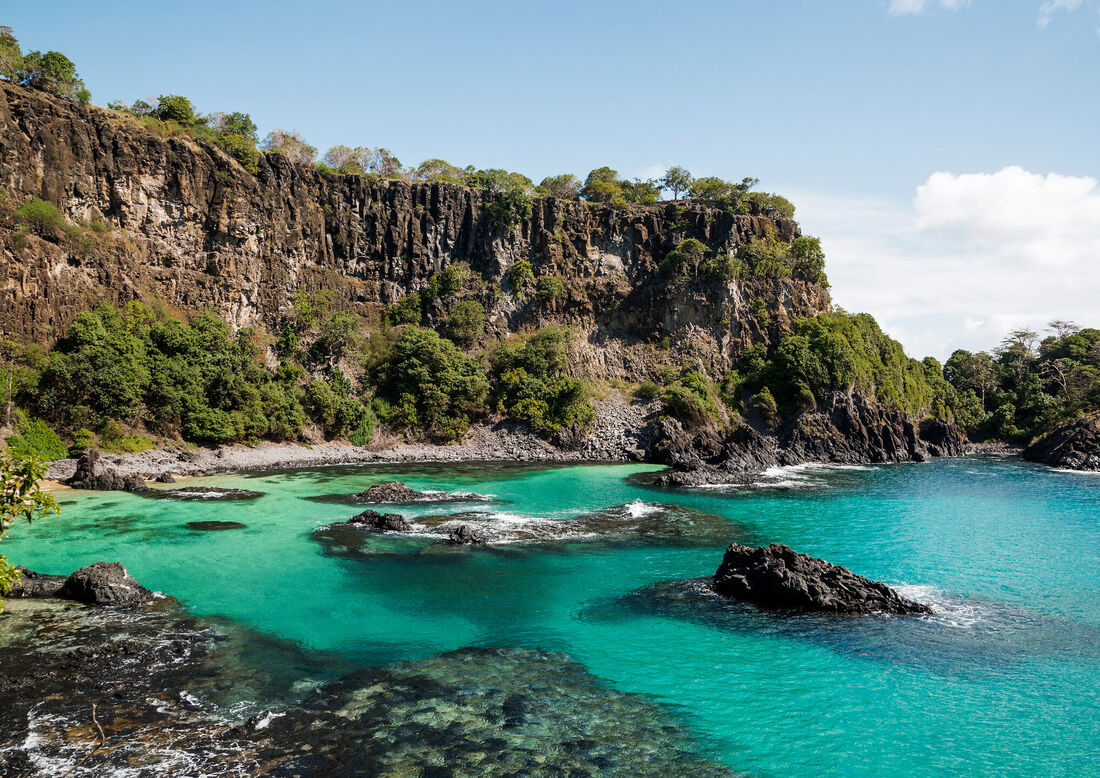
[888,0,970,16]
[1039,0,1083,28]
[793,166,1100,359]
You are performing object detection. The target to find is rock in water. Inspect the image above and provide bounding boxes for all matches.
[67,449,146,492]
[346,509,411,532]
[57,562,152,607]
[1023,412,1100,471]
[8,567,67,598]
[353,481,427,503]
[713,543,931,616]
[448,524,488,545]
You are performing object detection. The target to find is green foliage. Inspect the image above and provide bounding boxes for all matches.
[155,94,199,126]
[490,328,595,436]
[444,300,486,348]
[29,303,311,446]
[6,417,67,461]
[506,260,534,291]
[739,311,955,421]
[943,322,1100,442]
[535,174,581,200]
[661,166,693,199]
[581,167,624,204]
[0,450,59,610]
[489,187,533,229]
[15,197,65,239]
[735,228,830,286]
[660,371,722,427]
[0,26,23,81]
[467,169,534,194]
[98,419,154,453]
[307,369,371,440]
[636,379,661,401]
[536,276,566,304]
[414,158,468,184]
[740,191,796,219]
[750,386,779,424]
[262,129,317,165]
[373,327,489,442]
[16,48,88,101]
[386,293,424,326]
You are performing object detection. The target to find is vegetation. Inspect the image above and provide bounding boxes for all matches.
[0,450,59,611]
[0,27,89,102]
[490,328,595,436]
[944,323,1100,443]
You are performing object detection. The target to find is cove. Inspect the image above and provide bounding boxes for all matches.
[5,456,1100,776]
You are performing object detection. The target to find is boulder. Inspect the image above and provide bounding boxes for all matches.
[352,481,425,503]
[66,449,146,492]
[8,567,67,598]
[345,509,411,532]
[1023,412,1100,471]
[57,562,152,607]
[154,472,176,483]
[712,543,931,616]
[448,524,488,545]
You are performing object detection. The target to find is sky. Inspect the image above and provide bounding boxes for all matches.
[5,1,1099,359]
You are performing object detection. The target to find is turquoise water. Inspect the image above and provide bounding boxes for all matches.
[8,456,1100,776]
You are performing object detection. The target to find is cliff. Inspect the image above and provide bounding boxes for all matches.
[1022,413,1100,471]
[0,80,828,380]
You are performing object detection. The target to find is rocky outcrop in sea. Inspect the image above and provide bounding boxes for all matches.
[712,543,932,616]
[11,561,153,607]
[1023,412,1100,471]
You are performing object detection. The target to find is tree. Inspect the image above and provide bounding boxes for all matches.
[154,94,199,126]
[535,174,581,200]
[210,111,258,142]
[661,166,693,199]
[581,167,624,204]
[0,26,22,81]
[262,129,317,165]
[324,145,374,175]
[621,178,661,204]
[414,158,468,184]
[688,176,732,201]
[1,451,59,610]
[1048,320,1080,339]
[366,148,405,179]
[17,49,88,102]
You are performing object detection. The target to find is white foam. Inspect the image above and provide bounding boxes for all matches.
[1052,468,1100,475]
[624,500,662,518]
[252,710,286,730]
[894,584,987,629]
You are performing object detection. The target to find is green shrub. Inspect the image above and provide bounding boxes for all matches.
[489,187,533,229]
[444,300,486,348]
[636,379,661,401]
[386,293,423,326]
[660,371,721,427]
[15,198,65,239]
[750,386,779,424]
[536,276,566,304]
[506,260,534,290]
[6,418,67,461]
[216,133,260,174]
[98,419,155,453]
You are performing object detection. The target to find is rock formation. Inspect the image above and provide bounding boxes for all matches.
[66,449,146,492]
[1023,412,1100,471]
[448,524,488,545]
[712,543,931,616]
[345,509,411,532]
[353,481,428,503]
[57,562,152,607]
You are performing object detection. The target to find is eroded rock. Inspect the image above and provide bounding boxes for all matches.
[57,562,152,607]
[713,543,931,616]
[345,509,411,532]
[1023,412,1100,471]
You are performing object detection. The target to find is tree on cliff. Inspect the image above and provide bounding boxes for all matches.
[263,129,317,165]
[0,450,59,611]
[154,94,199,126]
[661,166,693,199]
[13,47,89,103]
[535,174,581,200]
[0,26,21,81]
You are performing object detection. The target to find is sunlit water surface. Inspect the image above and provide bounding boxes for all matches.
[8,456,1100,777]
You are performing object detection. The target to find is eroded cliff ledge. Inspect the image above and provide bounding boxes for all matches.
[0,80,828,380]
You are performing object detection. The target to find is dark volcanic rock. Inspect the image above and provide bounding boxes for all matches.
[8,567,67,598]
[154,472,176,483]
[345,509,411,532]
[66,449,146,492]
[57,562,152,607]
[353,481,430,503]
[657,391,966,486]
[142,486,264,501]
[448,524,489,545]
[1023,412,1100,471]
[713,543,931,616]
[185,521,248,531]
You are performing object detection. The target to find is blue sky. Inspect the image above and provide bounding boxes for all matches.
[6,1,1099,358]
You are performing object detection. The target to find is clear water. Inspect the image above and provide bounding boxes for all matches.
[7,456,1100,777]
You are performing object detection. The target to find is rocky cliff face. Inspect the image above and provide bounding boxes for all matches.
[0,80,828,380]
[1023,413,1100,471]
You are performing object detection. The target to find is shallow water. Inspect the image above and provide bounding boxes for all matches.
[7,456,1100,776]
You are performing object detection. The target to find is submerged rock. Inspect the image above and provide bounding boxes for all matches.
[1023,412,1100,471]
[66,449,146,492]
[56,562,152,607]
[345,509,411,532]
[448,523,489,545]
[354,480,426,502]
[712,543,931,615]
[0,601,735,777]
[141,486,264,501]
[185,521,248,531]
